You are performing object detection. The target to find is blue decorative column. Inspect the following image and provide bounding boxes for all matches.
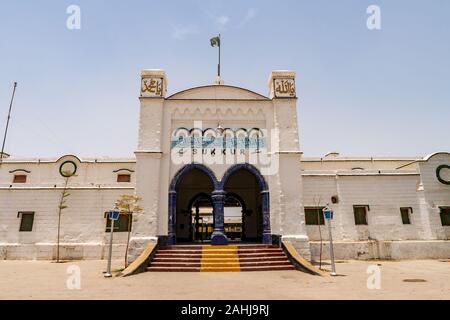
[261,190,272,244]
[168,190,177,244]
[211,190,228,245]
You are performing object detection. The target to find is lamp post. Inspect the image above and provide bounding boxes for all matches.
[104,206,120,278]
[323,206,337,276]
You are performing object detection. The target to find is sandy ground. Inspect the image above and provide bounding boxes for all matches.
[0,259,449,300]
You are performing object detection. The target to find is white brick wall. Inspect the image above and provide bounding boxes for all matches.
[1,150,449,260]
[0,157,134,260]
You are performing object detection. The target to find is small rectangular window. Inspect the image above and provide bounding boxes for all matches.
[117,174,131,183]
[304,207,325,225]
[19,212,34,232]
[13,175,27,183]
[105,213,132,232]
[440,207,450,226]
[400,207,412,224]
[353,205,368,225]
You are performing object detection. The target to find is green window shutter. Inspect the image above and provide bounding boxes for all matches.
[400,208,411,224]
[19,212,34,232]
[305,207,325,225]
[353,206,368,225]
[440,207,450,226]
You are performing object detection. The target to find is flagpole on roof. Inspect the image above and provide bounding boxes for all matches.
[218,34,221,78]
[210,35,222,84]
[0,82,17,165]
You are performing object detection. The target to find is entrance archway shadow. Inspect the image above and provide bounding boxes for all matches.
[188,192,213,242]
[220,164,271,244]
[168,163,218,244]
[168,163,271,245]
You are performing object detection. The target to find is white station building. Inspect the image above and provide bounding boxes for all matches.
[0,69,449,262]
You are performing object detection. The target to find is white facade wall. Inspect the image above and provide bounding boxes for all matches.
[1,153,449,260]
[302,153,450,260]
[303,173,425,240]
[0,157,135,259]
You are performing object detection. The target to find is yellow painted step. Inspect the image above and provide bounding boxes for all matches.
[202,245,237,249]
[200,245,240,272]
[200,266,241,272]
[201,263,240,268]
[201,258,239,263]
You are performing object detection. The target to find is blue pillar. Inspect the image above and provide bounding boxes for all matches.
[261,190,272,244]
[168,190,177,244]
[211,190,228,245]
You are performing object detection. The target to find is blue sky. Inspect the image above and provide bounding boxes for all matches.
[0,0,449,158]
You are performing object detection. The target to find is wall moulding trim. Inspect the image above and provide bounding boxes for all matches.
[166,84,270,100]
[1,159,135,164]
[139,97,165,101]
[274,151,303,155]
[171,106,266,119]
[301,172,420,177]
[168,98,270,101]
[0,186,135,191]
[112,168,135,173]
[134,150,163,158]
[8,169,31,173]
[272,97,298,100]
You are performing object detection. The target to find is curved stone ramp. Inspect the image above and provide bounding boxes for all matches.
[120,242,158,277]
[281,240,328,276]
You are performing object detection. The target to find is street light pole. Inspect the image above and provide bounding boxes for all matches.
[323,206,337,276]
[104,218,115,278]
[327,217,337,276]
[104,207,119,278]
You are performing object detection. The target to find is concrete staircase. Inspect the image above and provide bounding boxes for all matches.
[147,244,296,272]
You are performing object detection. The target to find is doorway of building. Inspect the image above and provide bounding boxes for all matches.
[174,167,214,243]
[189,193,213,242]
[223,169,262,242]
[224,193,244,241]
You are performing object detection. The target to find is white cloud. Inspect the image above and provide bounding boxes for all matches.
[235,8,257,29]
[171,24,199,40]
[215,15,230,30]
[203,8,256,31]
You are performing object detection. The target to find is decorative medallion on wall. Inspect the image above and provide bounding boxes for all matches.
[436,164,450,185]
[141,77,164,97]
[273,78,296,98]
[59,160,77,177]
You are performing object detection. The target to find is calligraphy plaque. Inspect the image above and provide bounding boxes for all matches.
[141,77,164,97]
[273,78,296,98]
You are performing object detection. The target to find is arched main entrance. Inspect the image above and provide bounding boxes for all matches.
[168,164,217,244]
[168,163,271,245]
[220,164,271,244]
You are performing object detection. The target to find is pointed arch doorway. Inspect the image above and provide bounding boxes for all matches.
[220,164,271,244]
[168,163,271,245]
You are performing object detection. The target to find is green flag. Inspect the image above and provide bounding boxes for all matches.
[210,36,220,47]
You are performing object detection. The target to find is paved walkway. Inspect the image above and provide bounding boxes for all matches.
[0,259,449,299]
